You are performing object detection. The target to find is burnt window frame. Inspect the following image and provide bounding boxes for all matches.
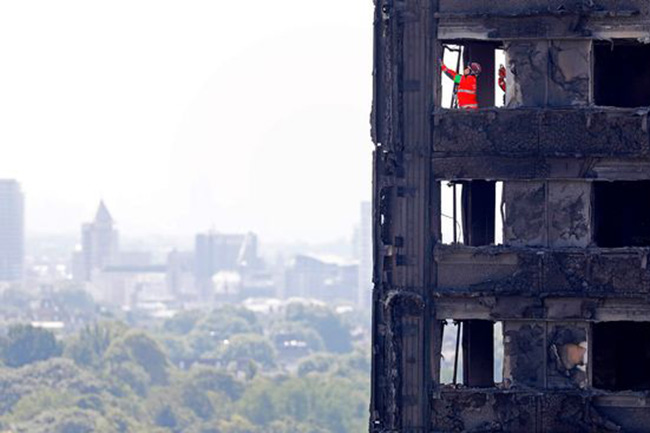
[437,40,505,110]
[439,319,503,388]
[593,321,650,391]
[592,180,650,248]
[593,39,650,109]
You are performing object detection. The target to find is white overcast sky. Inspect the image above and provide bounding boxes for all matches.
[0,1,373,243]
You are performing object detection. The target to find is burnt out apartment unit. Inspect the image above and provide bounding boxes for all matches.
[370,0,650,432]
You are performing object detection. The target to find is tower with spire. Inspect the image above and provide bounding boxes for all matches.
[74,201,119,281]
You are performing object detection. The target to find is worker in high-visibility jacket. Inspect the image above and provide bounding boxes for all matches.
[441,61,482,109]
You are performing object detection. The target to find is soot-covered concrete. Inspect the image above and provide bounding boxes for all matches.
[371,0,650,431]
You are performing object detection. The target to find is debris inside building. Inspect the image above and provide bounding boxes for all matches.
[370,0,650,431]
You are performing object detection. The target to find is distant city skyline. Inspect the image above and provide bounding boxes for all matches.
[0,0,373,244]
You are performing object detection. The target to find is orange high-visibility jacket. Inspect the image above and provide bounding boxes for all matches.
[441,64,478,109]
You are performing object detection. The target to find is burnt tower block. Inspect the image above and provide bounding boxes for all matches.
[370,0,650,431]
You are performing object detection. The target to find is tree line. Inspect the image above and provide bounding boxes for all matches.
[0,303,370,433]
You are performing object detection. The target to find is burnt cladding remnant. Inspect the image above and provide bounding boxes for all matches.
[370,0,650,432]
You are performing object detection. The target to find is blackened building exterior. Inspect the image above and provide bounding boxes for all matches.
[370,0,650,431]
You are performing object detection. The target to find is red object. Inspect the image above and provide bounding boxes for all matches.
[441,64,478,109]
[498,65,506,92]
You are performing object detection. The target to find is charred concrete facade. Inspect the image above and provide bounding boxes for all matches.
[370,1,650,432]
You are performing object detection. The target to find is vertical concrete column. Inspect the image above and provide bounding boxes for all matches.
[504,40,549,107]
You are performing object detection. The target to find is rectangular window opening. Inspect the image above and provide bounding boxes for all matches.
[440,319,463,384]
[441,181,464,244]
[494,321,504,383]
[495,49,506,108]
[593,181,650,247]
[439,41,504,109]
[593,322,650,391]
[495,181,504,245]
[440,320,503,387]
[594,40,650,108]
[441,181,504,246]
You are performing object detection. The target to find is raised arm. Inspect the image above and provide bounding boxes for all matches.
[441,63,461,83]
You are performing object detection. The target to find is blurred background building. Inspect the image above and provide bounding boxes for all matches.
[0,180,24,282]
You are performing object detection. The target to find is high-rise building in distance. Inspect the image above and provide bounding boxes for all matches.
[73,201,119,281]
[194,231,260,299]
[0,180,24,281]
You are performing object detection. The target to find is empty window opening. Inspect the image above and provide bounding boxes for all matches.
[494,181,504,245]
[440,41,504,109]
[495,49,506,108]
[441,45,464,110]
[463,320,494,387]
[593,322,650,391]
[462,180,495,246]
[440,320,502,387]
[441,181,464,244]
[594,40,650,108]
[494,321,504,382]
[593,181,650,247]
[441,181,504,246]
[440,319,464,384]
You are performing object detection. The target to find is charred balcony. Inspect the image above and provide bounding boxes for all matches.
[436,0,648,40]
[436,0,649,16]
[432,389,650,432]
[435,244,650,296]
[432,107,650,158]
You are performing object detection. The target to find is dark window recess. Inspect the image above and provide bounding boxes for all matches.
[462,320,494,387]
[462,180,496,246]
[440,319,496,387]
[464,42,497,109]
[593,322,650,391]
[593,181,650,247]
[594,41,650,108]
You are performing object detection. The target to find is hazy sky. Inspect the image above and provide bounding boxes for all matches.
[0,1,373,243]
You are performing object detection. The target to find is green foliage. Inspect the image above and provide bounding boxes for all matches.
[104,330,169,385]
[197,306,260,341]
[6,389,76,422]
[1,324,62,367]
[235,374,368,433]
[237,379,277,425]
[0,304,369,433]
[187,365,244,400]
[218,333,276,369]
[159,334,192,364]
[181,384,215,419]
[216,414,258,433]
[297,353,338,377]
[185,306,262,359]
[64,322,126,368]
[107,362,150,397]
[270,321,325,352]
[163,310,202,335]
[285,303,353,353]
[51,289,96,313]
[146,387,197,432]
